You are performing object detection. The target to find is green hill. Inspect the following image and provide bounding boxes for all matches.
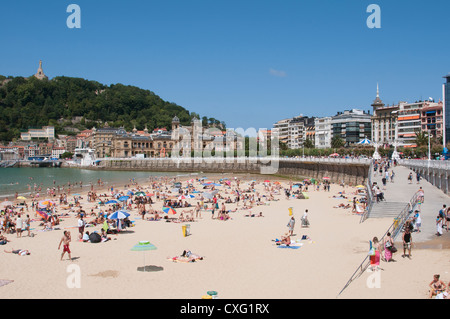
[0,75,225,141]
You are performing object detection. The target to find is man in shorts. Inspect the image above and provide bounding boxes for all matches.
[59,230,72,261]
[402,227,412,258]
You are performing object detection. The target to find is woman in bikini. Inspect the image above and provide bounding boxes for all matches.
[429,274,447,298]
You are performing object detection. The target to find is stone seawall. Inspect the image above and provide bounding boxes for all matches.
[95,158,369,185]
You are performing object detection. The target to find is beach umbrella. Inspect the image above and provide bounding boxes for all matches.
[330,153,339,157]
[16,196,27,200]
[323,177,330,180]
[38,200,55,208]
[162,206,177,215]
[36,210,49,220]
[356,185,365,189]
[146,193,155,197]
[108,210,130,220]
[127,191,134,195]
[135,191,146,196]
[358,138,371,145]
[105,199,119,204]
[203,190,219,199]
[131,241,157,272]
[118,196,129,201]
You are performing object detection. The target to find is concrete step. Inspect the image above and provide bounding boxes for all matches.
[368,202,409,218]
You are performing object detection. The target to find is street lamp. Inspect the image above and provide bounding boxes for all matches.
[428,130,433,162]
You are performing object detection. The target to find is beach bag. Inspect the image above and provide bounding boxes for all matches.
[368,248,376,256]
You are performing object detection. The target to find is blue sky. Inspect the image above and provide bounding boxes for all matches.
[1,0,449,131]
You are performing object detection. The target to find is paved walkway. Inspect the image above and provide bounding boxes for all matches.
[371,164,449,243]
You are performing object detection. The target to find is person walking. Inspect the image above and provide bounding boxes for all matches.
[287,216,295,235]
[402,227,412,258]
[15,214,23,238]
[413,210,422,232]
[58,230,72,261]
[24,214,31,237]
[383,232,395,262]
[77,215,85,240]
[436,214,444,236]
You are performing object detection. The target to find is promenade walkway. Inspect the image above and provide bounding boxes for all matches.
[370,163,449,243]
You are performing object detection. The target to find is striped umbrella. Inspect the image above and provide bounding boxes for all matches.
[162,206,177,215]
[131,241,157,272]
[36,210,49,220]
[108,210,130,219]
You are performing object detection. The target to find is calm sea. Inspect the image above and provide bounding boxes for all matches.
[0,167,187,199]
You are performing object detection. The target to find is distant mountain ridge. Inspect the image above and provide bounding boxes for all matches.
[0,74,225,141]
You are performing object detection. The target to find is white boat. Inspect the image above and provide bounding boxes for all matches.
[73,148,96,167]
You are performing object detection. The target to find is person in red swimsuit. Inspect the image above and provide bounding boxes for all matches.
[58,230,72,261]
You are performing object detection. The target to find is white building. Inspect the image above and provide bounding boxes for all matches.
[272,119,290,146]
[21,126,55,141]
[287,117,306,149]
[314,117,332,148]
[51,147,66,159]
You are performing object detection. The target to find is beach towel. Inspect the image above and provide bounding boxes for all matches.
[167,255,203,263]
[277,244,302,249]
[0,280,13,287]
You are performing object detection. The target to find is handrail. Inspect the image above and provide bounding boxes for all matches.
[337,190,421,297]
[360,161,374,223]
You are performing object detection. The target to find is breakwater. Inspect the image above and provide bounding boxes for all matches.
[95,157,371,185]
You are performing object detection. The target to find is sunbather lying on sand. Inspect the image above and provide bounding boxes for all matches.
[168,250,204,262]
[4,248,30,256]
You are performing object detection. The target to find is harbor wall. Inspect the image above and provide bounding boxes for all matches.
[94,158,369,185]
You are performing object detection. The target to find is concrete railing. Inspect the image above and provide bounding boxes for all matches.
[399,159,450,194]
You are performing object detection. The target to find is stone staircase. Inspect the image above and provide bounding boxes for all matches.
[367,201,409,219]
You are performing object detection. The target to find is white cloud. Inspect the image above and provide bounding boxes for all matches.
[269,68,287,77]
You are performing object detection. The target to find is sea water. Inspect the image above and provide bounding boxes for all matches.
[0,167,181,199]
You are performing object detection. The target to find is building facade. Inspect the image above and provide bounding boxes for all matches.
[331,109,372,146]
[314,117,332,148]
[20,126,55,141]
[444,75,450,144]
[371,85,398,147]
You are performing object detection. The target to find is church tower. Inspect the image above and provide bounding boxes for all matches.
[34,60,48,80]
[371,83,385,112]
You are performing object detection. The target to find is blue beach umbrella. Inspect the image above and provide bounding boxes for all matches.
[118,196,129,201]
[105,199,119,204]
[108,210,130,220]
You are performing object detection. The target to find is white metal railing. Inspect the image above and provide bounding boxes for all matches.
[399,159,450,170]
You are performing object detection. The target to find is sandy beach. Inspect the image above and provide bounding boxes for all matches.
[1,172,449,299]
